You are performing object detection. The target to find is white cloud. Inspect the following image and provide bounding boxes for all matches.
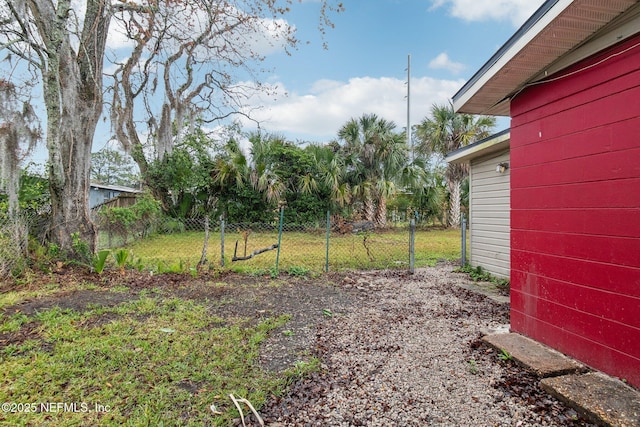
[431,0,545,27]
[240,76,465,142]
[248,17,295,56]
[106,22,135,51]
[428,52,465,74]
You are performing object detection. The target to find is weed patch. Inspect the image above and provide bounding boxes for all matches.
[456,264,510,294]
[0,294,310,426]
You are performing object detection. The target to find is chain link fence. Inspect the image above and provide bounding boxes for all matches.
[0,214,30,277]
[94,212,456,274]
[0,210,460,277]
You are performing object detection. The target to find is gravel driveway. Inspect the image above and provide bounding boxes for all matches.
[259,264,592,426]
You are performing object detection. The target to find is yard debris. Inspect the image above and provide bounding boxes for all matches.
[232,242,279,262]
[229,394,264,427]
[209,403,223,415]
[342,276,356,285]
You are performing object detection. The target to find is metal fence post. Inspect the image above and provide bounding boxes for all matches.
[220,219,225,267]
[325,210,330,273]
[275,207,284,274]
[409,218,415,274]
[461,214,467,267]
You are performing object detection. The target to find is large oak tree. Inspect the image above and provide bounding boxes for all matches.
[0,0,342,257]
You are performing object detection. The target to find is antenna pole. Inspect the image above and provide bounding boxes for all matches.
[407,54,412,161]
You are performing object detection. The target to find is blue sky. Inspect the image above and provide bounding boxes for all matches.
[234,0,545,143]
[27,0,546,165]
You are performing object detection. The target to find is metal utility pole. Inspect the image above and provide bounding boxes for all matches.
[407,54,412,161]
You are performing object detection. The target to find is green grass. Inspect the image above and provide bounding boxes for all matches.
[123,228,462,273]
[0,296,312,426]
[0,278,70,311]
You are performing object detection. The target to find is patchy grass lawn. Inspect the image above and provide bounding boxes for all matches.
[0,228,461,425]
[0,271,336,426]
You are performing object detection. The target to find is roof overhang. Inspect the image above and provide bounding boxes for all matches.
[90,182,142,193]
[453,0,640,116]
[446,129,510,164]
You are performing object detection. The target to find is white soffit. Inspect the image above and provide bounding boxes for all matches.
[453,0,640,116]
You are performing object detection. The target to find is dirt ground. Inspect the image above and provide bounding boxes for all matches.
[1,267,352,373]
[1,264,594,426]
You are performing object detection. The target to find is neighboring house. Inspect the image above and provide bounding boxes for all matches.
[452,0,640,388]
[89,183,141,210]
[446,130,511,278]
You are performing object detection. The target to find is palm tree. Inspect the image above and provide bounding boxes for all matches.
[338,113,407,228]
[248,134,349,223]
[396,155,446,224]
[302,144,351,210]
[212,138,249,189]
[248,133,287,205]
[415,102,495,228]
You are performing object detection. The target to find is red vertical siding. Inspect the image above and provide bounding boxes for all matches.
[510,35,640,388]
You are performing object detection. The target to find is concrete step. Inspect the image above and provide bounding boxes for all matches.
[483,332,640,427]
[483,332,584,377]
[541,373,640,427]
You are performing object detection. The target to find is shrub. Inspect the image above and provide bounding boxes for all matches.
[98,193,162,244]
[160,218,186,234]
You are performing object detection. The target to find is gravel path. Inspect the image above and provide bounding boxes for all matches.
[260,264,591,426]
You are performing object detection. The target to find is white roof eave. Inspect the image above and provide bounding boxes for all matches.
[452,0,573,115]
[452,0,640,116]
[445,130,511,164]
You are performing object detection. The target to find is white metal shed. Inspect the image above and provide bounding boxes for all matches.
[446,130,510,278]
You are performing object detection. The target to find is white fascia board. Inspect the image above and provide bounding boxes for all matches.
[452,0,574,113]
[446,131,510,164]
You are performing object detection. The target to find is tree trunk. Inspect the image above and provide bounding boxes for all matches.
[374,195,387,228]
[47,124,98,258]
[34,0,110,258]
[45,68,99,257]
[199,215,210,267]
[448,180,461,228]
[363,196,376,223]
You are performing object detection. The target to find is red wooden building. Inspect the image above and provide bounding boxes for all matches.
[453,0,640,387]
